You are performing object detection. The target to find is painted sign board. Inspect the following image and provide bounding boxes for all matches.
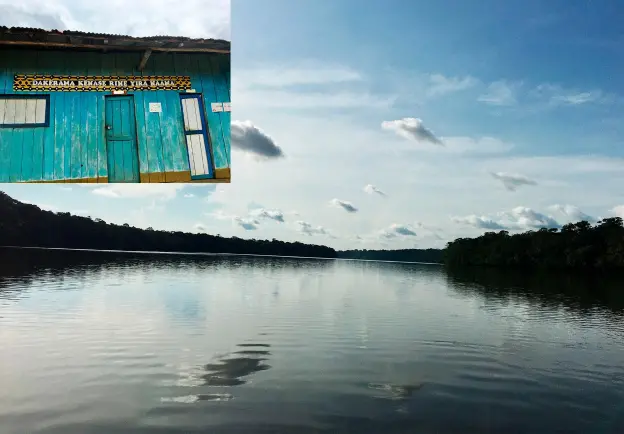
[13,75,192,92]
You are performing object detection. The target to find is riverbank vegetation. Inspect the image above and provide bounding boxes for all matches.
[0,192,336,258]
[444,218,624,269]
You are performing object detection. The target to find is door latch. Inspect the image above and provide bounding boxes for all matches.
[105,125,112,130]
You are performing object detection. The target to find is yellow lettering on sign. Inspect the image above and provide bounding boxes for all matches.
[14,75,191,91]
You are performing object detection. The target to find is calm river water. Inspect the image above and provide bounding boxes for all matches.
[1,247,624,433]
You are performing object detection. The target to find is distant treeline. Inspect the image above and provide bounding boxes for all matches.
[4,191,622,269]
[444,218,624,269]
[338,248,443,263]
[0,192,336,258]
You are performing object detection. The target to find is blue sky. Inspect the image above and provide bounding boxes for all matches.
[3,0,624,250]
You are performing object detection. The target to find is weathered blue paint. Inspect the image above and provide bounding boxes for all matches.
[105,96,140,182]
[0,47,231,182]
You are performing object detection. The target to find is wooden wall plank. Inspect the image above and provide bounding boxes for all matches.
[196,54,226,171]
[30,51,45,181]
[36,51,57,181]
[84,52,99,181]
[143,54,164,174]
[0,50,11,182]
[155,53,188,173]
[67,51,82,180]
[210,54,230,167]
[8,50,29,182]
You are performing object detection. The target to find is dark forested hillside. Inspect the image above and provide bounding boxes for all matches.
[0,192,337,258]
[444,218,624,269]
[338,248,443,263]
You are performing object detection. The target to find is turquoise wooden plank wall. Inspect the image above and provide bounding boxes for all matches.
[0,48,230,182]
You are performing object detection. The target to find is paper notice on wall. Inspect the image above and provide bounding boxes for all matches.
[223,102,231,112]
[149,102,162,113]
[211,102,224,112]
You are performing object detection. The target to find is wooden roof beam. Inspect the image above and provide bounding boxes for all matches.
[138,49,152,71]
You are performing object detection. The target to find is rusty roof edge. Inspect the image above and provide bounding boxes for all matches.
[0,40,230,54]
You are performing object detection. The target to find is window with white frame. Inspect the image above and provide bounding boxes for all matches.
[0,95,50,128]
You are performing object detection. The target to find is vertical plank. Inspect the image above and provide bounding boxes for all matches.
[217,54,231,101]
[131,52,149,177]
[105,98,114,181]
[84,52,99,181]
[9,48,34,182]
[38,50,58,181]
[0,48,11,93]
[155,53,184,174]
[67,52,82,180]
[118,52,141,181]
[30,50,45,181]
[53,49,68,181]
[100,52,117,180]
[0,49,12,181]
[143,54,164,176]
[96,53,109,180]
[116,52,139,75]
[196,53,225,172]
[133,86,149,175]
[210,54,231,167]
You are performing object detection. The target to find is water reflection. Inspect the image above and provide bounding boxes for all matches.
[200,343,272,387]
[2,247,624,433]
[368,382,425,400]
[0,247,335,299]
[446,266,624,318]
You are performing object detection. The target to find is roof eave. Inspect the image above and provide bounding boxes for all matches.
[0,40,230,54]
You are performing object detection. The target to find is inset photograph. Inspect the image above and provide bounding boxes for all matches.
[0,19,230,183]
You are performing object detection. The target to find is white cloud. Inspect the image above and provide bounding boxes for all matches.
[91,184,185,199]
[427,74,478,96]
[452,215,508,230]
[330,198,358,213]
[233,216,259,230]
[490,172,537,191]
[234,89,395,110]
[478,80,519,106]
[235,63,363,88]
[453,206,563,231]
[612,205,624,219]
[549,204,596,223]
[232,63,395,110]
[380,223,418,239]
[530,83,608,107]
[249,208,285,222]
[381,118,443,145]
[296,221,329,236]
[438,136,513,154]
[363,184,386,197]
[0,0,230,39]
[207,207,283,230]
[208,210,235,221]
[231,120,284,159]
[184,193,195,198]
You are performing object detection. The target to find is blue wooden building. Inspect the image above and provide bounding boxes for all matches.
[0,27,230,183]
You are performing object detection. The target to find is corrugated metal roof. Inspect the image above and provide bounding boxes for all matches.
[0,26,230,53]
